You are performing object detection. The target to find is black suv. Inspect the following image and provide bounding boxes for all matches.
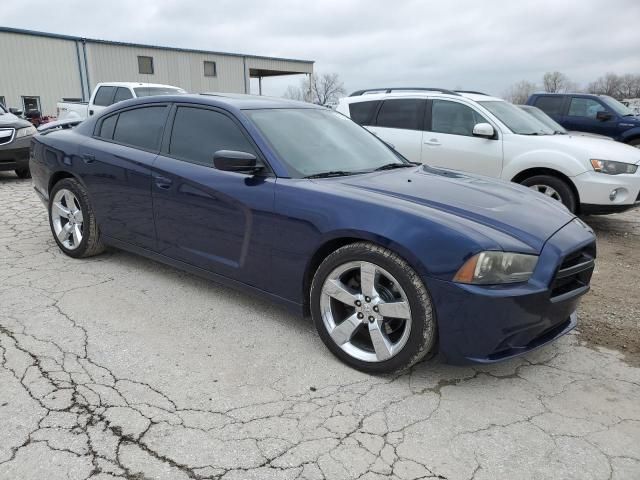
[0,103,36,178]
[527,93,640,147]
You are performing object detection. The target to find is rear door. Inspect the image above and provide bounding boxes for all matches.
[531,95,566,123]
[422,99,503,177]
[152,104,275,288]
[366,98,425,162]
[80,104,169,249]
[563,96,618,137]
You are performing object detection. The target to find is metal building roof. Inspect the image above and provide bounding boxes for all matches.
[0,26,314,65]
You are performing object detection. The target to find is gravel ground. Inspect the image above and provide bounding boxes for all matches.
[1,173,639,480]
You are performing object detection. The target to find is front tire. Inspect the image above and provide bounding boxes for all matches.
[49,178,105,258]
[310,242,437,374]
[520,175,576,213]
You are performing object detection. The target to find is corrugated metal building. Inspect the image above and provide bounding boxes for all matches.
[0,27,314,115]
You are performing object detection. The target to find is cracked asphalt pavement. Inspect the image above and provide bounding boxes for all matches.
[1,174,640,480]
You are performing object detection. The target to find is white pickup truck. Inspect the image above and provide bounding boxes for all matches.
[56,82,186,121]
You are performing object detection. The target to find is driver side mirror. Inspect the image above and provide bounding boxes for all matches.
[596,111,612,121]
[9,108,23,116]
[472,123,495,138]
[213,150,262,174]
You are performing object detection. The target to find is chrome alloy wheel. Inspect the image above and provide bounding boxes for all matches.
[320,261,412,363]
[51,189,84,250]
[529,184,562,202]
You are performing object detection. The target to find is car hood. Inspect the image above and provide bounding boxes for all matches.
[333,166,576,252]
[0,112,31,129]
[527,134,640,165]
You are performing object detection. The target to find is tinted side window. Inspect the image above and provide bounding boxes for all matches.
[568,98,606,118]
[534,96,565,116]
[113,87,133,103]
[349,101,379,125]
[431,100,486,136]
[169,107,256,166]
[112,106,167,151]
[93,86,116,107]
[375,99,422,130]
[98,114,118,139]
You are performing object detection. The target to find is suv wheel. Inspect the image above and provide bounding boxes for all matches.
[520,175,576,213]
[628,138,640,149]
[49,178,105,258]
[311,242,437,374]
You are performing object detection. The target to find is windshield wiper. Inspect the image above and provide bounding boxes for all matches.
[373,163,416,171]
[304,171,355,179]
[553,130,567,135]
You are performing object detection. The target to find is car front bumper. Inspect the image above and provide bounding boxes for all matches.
[0,135,31,171]
[427,218,596,365]
[574,170,640,214]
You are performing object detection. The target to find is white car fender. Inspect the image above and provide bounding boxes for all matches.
[502,148,589,182]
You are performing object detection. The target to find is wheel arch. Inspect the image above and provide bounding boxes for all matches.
[301,233,428,317]
[48,170,82,196]
[511,167,581,210]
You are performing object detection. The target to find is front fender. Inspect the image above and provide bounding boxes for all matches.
[619,126,640,143]
[502,149,588,181]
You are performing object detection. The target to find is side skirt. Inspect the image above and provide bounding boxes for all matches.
[102,235,304,315]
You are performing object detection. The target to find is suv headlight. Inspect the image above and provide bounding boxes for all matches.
[453,252,538,285]
[15,125,37,138]
[590,159,637,175]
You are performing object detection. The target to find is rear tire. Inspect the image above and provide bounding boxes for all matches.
[49,178,105,258]
[627,138,640,149]
[15,168,31,179]
[520,175,576,213]
[310,242,437,374]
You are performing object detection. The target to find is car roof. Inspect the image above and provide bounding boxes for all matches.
[113,93,321,111]
[342,91,503,103]
[96,81,184,89]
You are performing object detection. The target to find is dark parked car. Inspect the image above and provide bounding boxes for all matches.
[527,93,640,147]
[0,103,37,178]
[30,94,596,373]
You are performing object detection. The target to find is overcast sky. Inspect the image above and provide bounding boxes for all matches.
[3,0,639,97]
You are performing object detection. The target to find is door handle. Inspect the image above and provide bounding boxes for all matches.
[424,138,441,146]
[155,176,173,189]
[82,154,95,164]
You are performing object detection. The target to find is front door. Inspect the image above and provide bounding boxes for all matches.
[152,105,275,288]
[421,99,503,178]
[563,96,618,137]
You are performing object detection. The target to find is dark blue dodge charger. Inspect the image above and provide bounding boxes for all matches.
[30,94,596,373]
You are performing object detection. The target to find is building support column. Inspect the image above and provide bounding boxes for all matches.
[258,77,262,95]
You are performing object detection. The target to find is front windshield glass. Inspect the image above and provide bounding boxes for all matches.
[245,108,405,178]
[601,95,635,116]
[0,103,6,113]
[519,106,567,133]
[134,87,186,97]
[480,101,554,135]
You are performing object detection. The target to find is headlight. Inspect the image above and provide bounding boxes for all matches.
[453,252,538,285]
[590,159,637,175]
[15,125,37,138]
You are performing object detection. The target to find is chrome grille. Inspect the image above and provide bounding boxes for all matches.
[0,128,15,146]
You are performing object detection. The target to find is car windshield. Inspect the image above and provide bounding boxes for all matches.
[133,87,186,97]
[601,95,635,116]
[479,100,555,135]
[518,105,567,133]
[245,108,406,178]
[0,103,6,114]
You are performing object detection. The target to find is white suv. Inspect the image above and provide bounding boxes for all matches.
[337,88,640,214]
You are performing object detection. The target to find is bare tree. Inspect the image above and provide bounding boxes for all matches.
[587,73,623,98]
[617,74,640,99]
[502,80,537,104]
[283,73,346,105]
[542,71,569,93]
